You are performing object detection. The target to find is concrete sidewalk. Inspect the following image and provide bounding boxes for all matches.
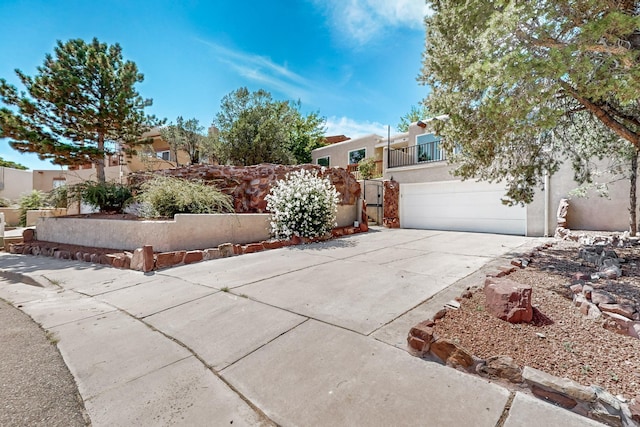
[0,228,604,426]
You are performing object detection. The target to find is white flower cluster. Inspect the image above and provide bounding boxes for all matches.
[265,169,340,239]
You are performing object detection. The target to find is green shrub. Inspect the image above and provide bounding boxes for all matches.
[137,176,233,218]
[47,185,68,209]
[265,169,339,239]
[19,190,48,226]
[71,181,132,213]
[0,197,10,207]
[357,157,379,179]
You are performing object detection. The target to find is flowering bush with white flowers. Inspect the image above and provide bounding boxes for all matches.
[265,169,340,239]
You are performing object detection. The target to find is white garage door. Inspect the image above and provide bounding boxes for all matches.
[400,180,526,235]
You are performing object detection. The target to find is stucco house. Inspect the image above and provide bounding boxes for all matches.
[312,118,636,237]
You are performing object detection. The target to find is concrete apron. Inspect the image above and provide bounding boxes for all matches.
[0,229,603,426]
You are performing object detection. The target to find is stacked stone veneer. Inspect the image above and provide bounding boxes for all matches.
[383,180,400,228]
[407,242,640,427]
[128,164,361,213]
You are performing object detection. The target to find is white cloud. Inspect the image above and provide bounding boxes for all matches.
[325,116,395,138]
[198,40,313,101]
[311,0,430,44]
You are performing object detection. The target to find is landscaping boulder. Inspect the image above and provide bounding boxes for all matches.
[429,338,474,369]
[476,355,523,383]
[484,277,533,323]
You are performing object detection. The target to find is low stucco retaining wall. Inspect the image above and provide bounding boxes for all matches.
[26,208,67,227]
[0,208,20,226]
[36,214,272,252]
[35,205,357,253]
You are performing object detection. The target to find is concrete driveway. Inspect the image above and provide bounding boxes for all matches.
[0,228,603,426]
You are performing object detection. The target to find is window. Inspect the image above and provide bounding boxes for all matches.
[157,150,171,161]
[348,148,366,165]
[52,178,66,188]
[316,156,330,167]
[416,134,443,162]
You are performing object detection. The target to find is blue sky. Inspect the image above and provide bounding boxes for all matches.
[0,0,430,170]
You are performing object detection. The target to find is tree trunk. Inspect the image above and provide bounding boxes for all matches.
[630,149,638,235]
[96,133,106,184]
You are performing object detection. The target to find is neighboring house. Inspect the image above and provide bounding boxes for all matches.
[312,117,637,237]
[312,134,385,178]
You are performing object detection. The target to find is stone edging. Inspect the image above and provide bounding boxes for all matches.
[6,225,367,272]
[407,242,640,427]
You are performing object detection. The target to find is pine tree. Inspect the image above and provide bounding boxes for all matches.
[0,38,161,182]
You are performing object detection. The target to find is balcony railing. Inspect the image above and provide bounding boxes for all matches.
[388,140,446,169]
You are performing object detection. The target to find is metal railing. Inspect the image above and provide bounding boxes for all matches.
[388,140,445,168]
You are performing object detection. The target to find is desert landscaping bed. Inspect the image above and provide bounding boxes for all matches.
[411,234,640,425]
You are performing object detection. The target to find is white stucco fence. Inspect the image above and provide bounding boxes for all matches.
[35,205,358,252]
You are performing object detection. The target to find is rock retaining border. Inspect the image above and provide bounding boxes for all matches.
[7,225,368,272]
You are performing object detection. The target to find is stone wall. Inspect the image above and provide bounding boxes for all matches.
[128,164,361,213]
[383,180,400,228]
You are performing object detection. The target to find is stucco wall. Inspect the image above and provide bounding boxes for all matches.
[312,134,383,168]
[527,161,635,236]
[37,214,273,252]
[26,209,67,227]
[0,167,33,202]
[37,207,357,252]
[32,169,67,192]
[0,208,20,226]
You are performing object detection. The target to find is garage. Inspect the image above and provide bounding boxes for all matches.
[399,180,527,235]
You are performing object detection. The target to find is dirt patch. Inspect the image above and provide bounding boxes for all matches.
[433,237,640,399]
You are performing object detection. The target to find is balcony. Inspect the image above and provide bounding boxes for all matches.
[388,139,446,169]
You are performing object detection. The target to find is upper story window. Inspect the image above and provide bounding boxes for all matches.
[348,148,366,165]
[317,156,330,167]
[416,133,443,163]
[156,150,171,161]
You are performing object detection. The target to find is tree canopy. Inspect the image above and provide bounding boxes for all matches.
[397,104,431,132]
[160,116,208,166]
[421,0,640,205]
[0,38,161,182]
[0,156,27,170]
[213,87,326,166]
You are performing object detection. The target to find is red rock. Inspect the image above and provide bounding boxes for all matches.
[476,356,523,383]
[591,290,616,305]
[430,338,474,368]
[510,258,523,268]
[156,251,186,269]
[433,309,447,320]
[233,244,243,255]
[142,245,155,272]
[486,270,507,278]
[99,254,113,265]
[262,240,284,250]
[582,284,593,299]
[183,250,204,264]
[484,277,533,323]
[407,336,428,353]
[409,321,436,343]
[22,228,35,242]
[530,385,577,409]
[602,311,633,330]
[130,248,144,271]
[497,266,517,275]
[128,164,361,213]
[332,227,345,237]
[244,243,265,254]
[83,253,92,262]
[598,303,635,319]
[628,322,640,339]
